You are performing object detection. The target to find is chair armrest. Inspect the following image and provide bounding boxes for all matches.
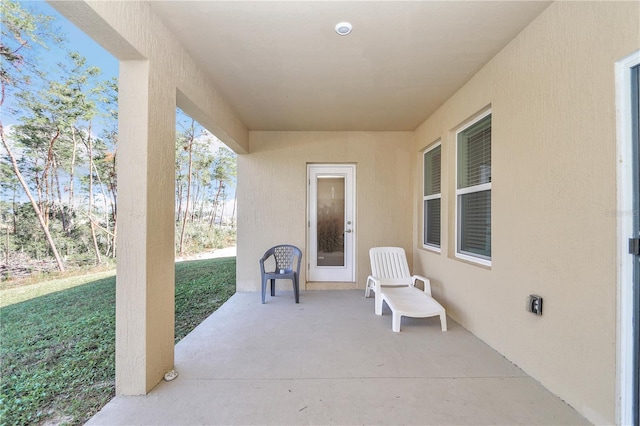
[368,276,401,286]
[367,275,380,291]
[411,275,432,296]
[259,254,271,274]
[369,276,412,293]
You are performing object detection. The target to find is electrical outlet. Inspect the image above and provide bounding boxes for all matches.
[527,294,543,316]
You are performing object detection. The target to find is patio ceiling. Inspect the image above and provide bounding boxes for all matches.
[149,1,552,131]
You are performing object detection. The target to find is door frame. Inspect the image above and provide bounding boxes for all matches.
[615,49,640,426]
[307,163,356,283]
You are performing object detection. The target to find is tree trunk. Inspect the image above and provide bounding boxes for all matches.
[209,180,223,229]
[12,185,17,235]
[41,129,61,229]
[198,189,207,225]
[218,185,226,227]
[69,127,79,212]
[92,161,111,256]
[178,121,195,255]
[108,151,117,258]
[33,158,45,223]
[232,193,237,228]
[176,182,183,225]
[85,126,102,265]
[1,125,65,271]
[192,178,202,222]
[53,156,69,234]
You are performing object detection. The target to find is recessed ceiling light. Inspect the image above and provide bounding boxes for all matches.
[335,22,352,36]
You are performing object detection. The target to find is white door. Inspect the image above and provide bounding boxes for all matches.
[307,164,355,282]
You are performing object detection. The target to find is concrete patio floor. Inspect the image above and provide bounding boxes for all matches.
[88,290,589,425]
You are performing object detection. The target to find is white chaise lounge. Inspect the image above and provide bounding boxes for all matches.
[365,247,447,332]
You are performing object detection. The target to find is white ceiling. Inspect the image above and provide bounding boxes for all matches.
[149,1,551,131]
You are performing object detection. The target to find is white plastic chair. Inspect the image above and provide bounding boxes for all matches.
[365,247,447,332]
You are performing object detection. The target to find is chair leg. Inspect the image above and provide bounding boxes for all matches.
[364,279,372,298]
[261,277,266,304]
[270,279,275,296]
[375,293,383,316]
[392,312,401,332]
[440,313,448,331]
[293,276,299,303]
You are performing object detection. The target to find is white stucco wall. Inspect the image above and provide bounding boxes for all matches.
[237,131,414,292]
[412,2,640,423]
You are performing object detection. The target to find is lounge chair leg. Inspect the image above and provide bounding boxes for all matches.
[375,294,383,316]
[440,313,447,331]
[392,313,401,332]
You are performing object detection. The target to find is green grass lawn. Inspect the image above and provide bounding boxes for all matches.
[0,257,236,426]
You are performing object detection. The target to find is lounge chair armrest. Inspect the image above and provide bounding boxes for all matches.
[368,276,409,292]
[411,275,432,296]
[367,275,384,291]
[369,276,405,287]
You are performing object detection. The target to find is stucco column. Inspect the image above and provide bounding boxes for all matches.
[116,60,176,395]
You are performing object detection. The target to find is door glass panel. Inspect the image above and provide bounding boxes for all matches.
[316,176,345,267]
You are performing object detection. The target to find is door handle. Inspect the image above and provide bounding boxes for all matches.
[345,229,352,233]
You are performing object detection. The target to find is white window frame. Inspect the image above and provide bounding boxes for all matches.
[455,109,492,266]
[423,141,442,252]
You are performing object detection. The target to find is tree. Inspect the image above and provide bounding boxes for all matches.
[1,1,119,271]
[92,84,118,258]
[65,52,111,265]
[1,0,66,271]
[173,109,237,254]
[95,78,118,257]
[209,147,237,228]
[177,118,196,255]
[1,0,61,102]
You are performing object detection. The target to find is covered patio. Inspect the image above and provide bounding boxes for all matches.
[49,1,639,424]
[87,291,587,425]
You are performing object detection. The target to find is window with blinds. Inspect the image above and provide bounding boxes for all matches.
[456,112,491,264]
[423,143,441,250]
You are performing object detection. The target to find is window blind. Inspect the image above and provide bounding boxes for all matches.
[458,115,491,189]
[423,144,441,248]
[459,190,491,258]
[457,113,492,261]
[424,146,441,196]
[425,198,441,247]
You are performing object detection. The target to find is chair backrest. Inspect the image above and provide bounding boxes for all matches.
[369,247,412,285]
[262,245,302,273]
